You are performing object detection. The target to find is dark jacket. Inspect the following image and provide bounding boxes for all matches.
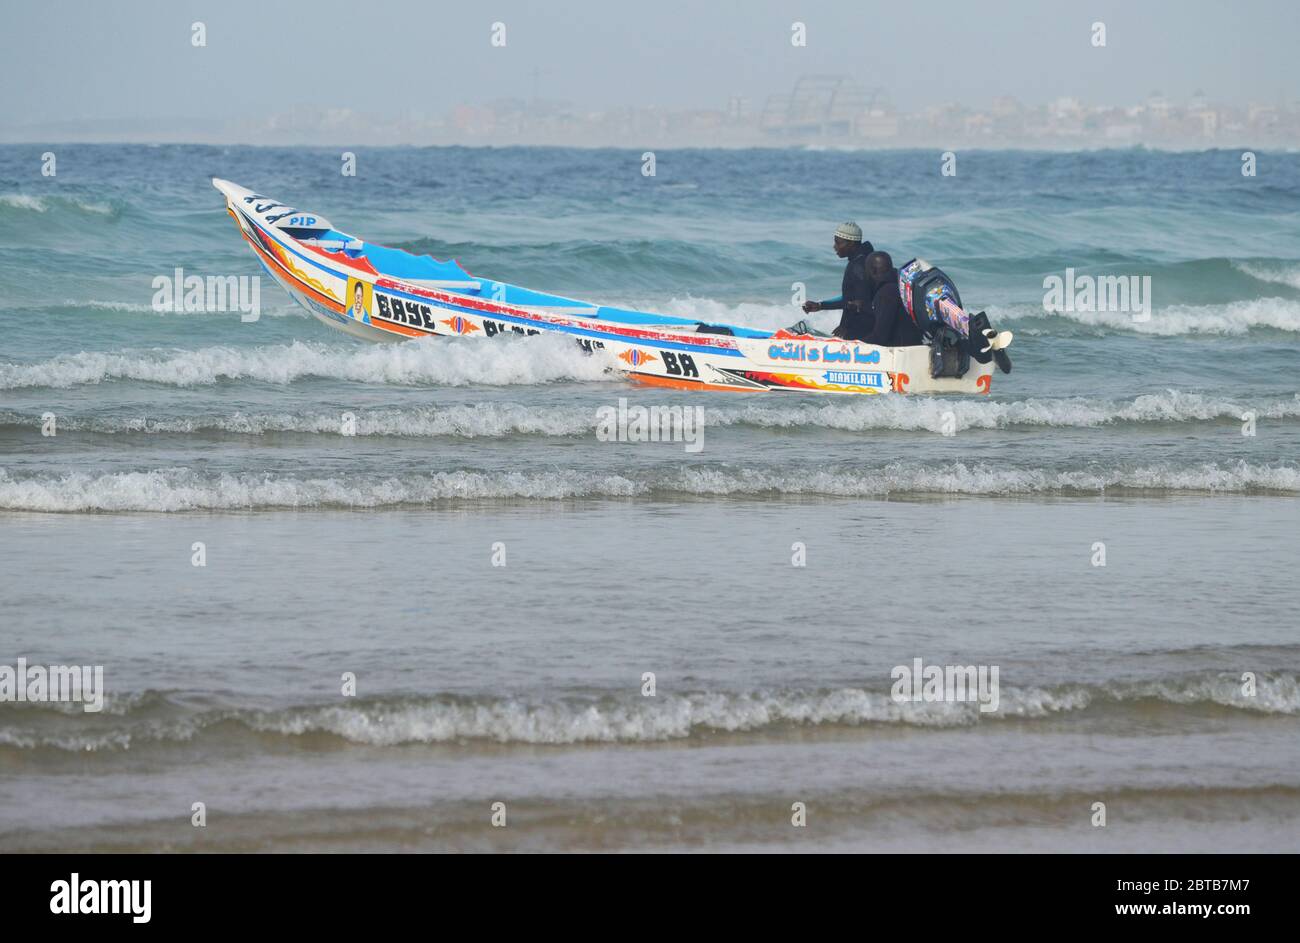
[862,270,924,347]
[819,242,875,338]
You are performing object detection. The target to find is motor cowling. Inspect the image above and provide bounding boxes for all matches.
[899,258,970,379]
[898,258,966,340]
[898,261,1012,377]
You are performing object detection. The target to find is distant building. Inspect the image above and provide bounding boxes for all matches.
[761,75,867,138]
[225,74,1300,148]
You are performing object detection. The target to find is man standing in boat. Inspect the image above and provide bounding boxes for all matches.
[801,222,875,339]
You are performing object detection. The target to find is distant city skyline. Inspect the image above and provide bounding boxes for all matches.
[6,83,1297,149]
[3,0,1298,145]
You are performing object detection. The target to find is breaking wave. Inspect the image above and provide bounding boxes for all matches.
[0,336,617,390]
[640,293,1300,336]
[52,299,305,317]
[995,297,1300,335]
[1,391,1296,438]
[1,461,1297,512]
[1235,261,1300,292]
[0,193,117,217]
[646,296,797,332]
[2,673,1295,751]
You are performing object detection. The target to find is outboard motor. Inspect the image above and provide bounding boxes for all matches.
[898,259,968,379]
[899,258,1012,377]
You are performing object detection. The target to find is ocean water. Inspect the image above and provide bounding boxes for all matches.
[1,144,1298,852]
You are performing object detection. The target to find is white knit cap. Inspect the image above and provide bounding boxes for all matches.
[834,221,863,242]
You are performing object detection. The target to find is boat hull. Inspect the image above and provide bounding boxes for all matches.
[216,179,995,395]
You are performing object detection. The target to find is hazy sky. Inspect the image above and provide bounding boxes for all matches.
[2,0,1296,132]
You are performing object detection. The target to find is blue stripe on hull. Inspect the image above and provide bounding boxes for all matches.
[241,209,745,359]
[371,282,744,357]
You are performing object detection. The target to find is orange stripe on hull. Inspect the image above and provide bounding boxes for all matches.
[241,227,432,339]
[243,233,344,312]
[370,320,427,338]
[626,372,754,393]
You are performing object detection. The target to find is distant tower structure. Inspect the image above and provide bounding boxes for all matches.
[761,74,868,138]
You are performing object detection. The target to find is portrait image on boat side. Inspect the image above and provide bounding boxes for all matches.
[348,277,372,324]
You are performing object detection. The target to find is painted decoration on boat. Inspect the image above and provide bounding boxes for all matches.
[619,349,657,367]
[347,278,372,324]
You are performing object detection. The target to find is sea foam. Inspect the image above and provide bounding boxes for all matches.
[0,336,617,390]
[2,673,1295,751]
[1,461,1297,512]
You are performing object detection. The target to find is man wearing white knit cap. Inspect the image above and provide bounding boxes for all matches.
[801,222,876,340]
